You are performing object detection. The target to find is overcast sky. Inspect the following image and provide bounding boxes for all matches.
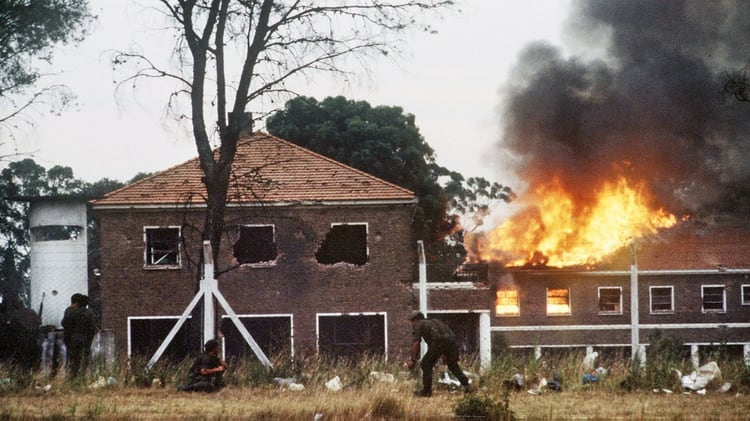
[3,1,569,201]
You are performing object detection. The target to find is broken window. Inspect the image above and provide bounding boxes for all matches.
[144,227,181,267]
[221,315,292,360]
[315,223,367,265]
[702,285,726,313]
[495,289,519,316]
[598,287,622,314]
[232,225,277,265]
[650,286,673,313]
[546,288,570,316]
[317,313,384,358]
[31,225,82,241]
[128,316,193,361]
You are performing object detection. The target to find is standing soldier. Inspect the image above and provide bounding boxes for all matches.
[61,293,97,379]
[408,311,473,397]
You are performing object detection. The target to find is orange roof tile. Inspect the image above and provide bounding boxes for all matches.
[92,132,416,207]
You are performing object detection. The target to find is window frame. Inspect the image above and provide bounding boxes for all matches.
[316,311,386,359]
[598,286,623,315]
[701,284,726,313]
[742,285,750,306]
[143,226,181,269]
[649,286,674,314]
[546,287,571,316]
[495,289,520,317]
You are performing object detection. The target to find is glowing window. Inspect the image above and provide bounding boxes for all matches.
[495,290,520,316]
[547,288,570,316]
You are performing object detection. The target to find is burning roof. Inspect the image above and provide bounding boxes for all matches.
[472,1,750,268]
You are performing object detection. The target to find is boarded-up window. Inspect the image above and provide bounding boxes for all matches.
[221,315,292,360]
[702,285,726,313]
[598,287,622,314]
[315,223,367,265]
[547,288,570,315]
[650,286,673,313]
[232,225,277,265]
[318,314,384,358]
[144,227,180,267]
[495,290,519,316]
[128,317,193,361]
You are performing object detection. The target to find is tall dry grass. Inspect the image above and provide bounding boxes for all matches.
[2,344,750,420]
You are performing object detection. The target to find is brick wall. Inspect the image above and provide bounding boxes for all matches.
[97,203,420,361]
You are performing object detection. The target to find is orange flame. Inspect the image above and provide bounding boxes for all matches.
[473,176,677,267]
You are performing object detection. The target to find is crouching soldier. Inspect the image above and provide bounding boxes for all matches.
[178,339,227,392]
[408,312,473,397]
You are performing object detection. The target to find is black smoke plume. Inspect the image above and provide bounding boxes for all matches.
[498,0,750,221]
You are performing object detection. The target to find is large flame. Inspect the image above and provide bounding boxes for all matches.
[472,176,677,267]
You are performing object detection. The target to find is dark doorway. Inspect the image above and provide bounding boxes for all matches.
[430,313,479,355]
[318,314,385,358]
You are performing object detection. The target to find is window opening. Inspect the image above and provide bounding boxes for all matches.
[430,313,480,355]
[128,317,193,361]
[702,285,726,313]
[232,225,277,265]
[547,288,570,315]
[145,227,180,267]
[495,290,519,316]
[650,286,673,313]
[315,224,367,265]
[598,287,622,314]
[221,315,291,360]
[742,285,750,306]
[31,225,82,241]
[318,314,384,358]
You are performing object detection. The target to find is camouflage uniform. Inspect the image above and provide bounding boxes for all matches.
[411,317,470,396]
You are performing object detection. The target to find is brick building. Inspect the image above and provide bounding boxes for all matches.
[91,132,420,362]
[481,221,750,362]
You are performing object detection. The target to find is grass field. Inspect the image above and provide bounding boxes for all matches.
[2,380,749,420]
[2,345,750,420]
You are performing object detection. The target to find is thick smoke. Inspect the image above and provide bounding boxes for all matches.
[498,0,750,221]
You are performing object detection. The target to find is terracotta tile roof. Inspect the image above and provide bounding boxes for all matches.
[595,220,750,271]
[92,132,415,207]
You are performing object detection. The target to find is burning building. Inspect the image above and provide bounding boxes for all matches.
[448,0,750,362]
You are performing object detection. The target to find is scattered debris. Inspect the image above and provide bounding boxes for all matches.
[152,378,162,388]
[34,383,51,393]
[273,377,297,387]
[582,351,599,371]
[325,376,343,392]
[89,376,118,389]
[718,382,732,393]
[288,383,305,391]
[369,371,395,383]
[504,373,524,391]
[583,367,608,384]
[437,370,475,390]
[313,413,323,421]
[678,362,721,391]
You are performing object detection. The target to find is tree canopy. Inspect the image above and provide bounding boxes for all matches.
[0,0,94,134]
[266,95,515,262]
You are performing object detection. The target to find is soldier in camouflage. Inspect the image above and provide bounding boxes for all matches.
[408,311,473,397]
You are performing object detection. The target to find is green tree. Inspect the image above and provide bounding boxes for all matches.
[0,0,94,136]
[266,96,514,263]
[112,0,454,274]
